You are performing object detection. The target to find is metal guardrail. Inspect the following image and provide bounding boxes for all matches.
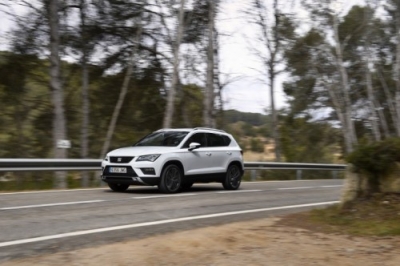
[244,162,346,171]
[0,159,102,172]
[0,159,347,172]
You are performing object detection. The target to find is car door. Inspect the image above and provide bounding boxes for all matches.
[180,133,212,175]
[205,133,230,173]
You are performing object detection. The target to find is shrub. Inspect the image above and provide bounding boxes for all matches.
[346,138,400,176]
[250,138,264,153]
[346,138,400,193]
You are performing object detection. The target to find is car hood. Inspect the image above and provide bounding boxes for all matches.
[107,146,178,157]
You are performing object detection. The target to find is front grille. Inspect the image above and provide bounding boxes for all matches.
[103,166,138,177]
[110,156,134,163]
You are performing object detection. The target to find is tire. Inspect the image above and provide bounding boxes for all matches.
[108,183,129,192]
[181,182,193,190]
[158,164,182,193]
[223,164,242,190]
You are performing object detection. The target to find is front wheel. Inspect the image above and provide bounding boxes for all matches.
[181,182,193,190]
[223,164,242,190]
[158,164,182,193]
[108,183,129,192]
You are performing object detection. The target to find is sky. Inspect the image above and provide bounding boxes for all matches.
[0,0,365,115]
[217,0,365,114]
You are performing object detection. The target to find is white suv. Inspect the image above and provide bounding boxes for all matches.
[101,128,244,193]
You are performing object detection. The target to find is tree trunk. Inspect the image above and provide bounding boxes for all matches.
[374,98,390,139]
[365,64,381,141]
[327,84,351,151]
[395,9,400,137]
[214,29,224,128]
[271,0,281,161]
[100,21,143,158]
[49,0,67,188]
[378,68,398,136]
[163,0,185,128]
[80,0,90,187]
[333,15,357,153]
[203,0,215,128]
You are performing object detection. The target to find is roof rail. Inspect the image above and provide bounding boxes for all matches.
[193,127,226,133]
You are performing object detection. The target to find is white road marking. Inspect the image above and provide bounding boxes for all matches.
[0,186,344,210]
[0,188,106,196]
[216,190,263,194]
[277,186,314,190]
[247,180,341,184]
[133,193,197,199]
[0,200,339,248]
[0,200,105,210]
[0,180,343,196]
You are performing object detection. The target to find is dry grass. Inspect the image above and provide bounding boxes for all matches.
[280,193,400,236]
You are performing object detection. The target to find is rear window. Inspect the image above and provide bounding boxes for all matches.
[207,133,231,147]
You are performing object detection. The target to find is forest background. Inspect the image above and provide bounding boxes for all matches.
[1,0,399,188]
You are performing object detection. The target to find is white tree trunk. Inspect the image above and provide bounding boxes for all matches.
[203,0,215,128]
[49,0,68,188]
[395,12,400,137]
[80,0,90,187]
[333,15,357,153]
[378,69,398,136]
[163,0,186,128]
[365,64,381,141]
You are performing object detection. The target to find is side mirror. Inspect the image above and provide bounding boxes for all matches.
[188,142,201,151]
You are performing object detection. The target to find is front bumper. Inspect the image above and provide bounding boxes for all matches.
[101,164,160,186]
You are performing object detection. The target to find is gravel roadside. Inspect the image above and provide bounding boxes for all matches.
[1,217,399,266]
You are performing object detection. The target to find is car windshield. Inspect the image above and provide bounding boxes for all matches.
[134,131,189,147]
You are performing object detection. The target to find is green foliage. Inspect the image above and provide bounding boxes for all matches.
[250,138,264,153]
[175,84,204,128]
[280,116,340,163]
[346,138,400,177]
[242,123,256,137]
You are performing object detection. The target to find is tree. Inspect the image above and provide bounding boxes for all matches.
[162,0,186,128]
[47,0,68,188]
[247,0,295,161]
[100,3,144,158]
[280,115,340,163]
[203,0,216,127]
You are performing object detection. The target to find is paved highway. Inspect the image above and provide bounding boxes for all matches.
[0,179,343,262]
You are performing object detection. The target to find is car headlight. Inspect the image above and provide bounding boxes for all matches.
[104,156,109,161]
[137,154,161,162]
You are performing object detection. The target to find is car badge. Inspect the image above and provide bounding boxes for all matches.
[118,158,122,162]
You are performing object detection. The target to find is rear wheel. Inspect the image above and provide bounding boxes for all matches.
[108,183,129,192]
[158,164,182,193]
[223,164,242,190]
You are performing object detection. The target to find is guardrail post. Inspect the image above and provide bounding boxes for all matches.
[251,170,257,181]
[296,169,302,180]
[331,170,337,179]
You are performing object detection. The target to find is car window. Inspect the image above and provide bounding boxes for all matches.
[182,133,207,148]
[207,133,227,147]
[135,131,189,146]
[223,135,232,146]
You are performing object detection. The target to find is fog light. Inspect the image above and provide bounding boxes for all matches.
[141,168,156,175]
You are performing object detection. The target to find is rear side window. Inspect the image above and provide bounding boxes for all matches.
[222,135,232,146]
[207,133,230,147]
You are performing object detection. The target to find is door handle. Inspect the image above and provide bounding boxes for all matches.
[206,153,212,156]
[226,152,232,155]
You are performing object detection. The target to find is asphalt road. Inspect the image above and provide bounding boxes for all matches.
[0,179,343,262]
